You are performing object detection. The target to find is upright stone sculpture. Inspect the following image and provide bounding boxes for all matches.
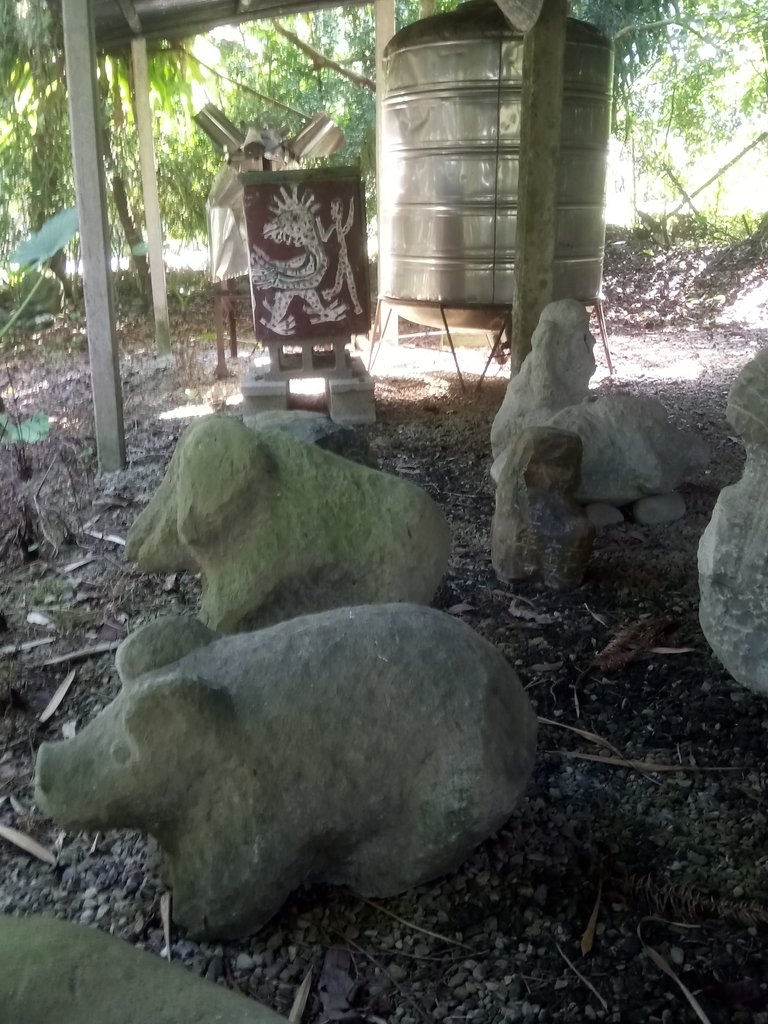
[699,349,768,693]
[491,300,709,504]
[490,299,596,459]
[492,427,594,587]
[125,415,450,631]
[0,915,287,1024]
[35,605,538,939]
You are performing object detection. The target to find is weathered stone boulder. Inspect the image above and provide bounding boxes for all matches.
[549,395,709,505]
[0,915,286,1024]
[699,348,768,693]
[490,299,596,459]
[491,427,595,588]
[34,604,538,939]
[631,492,686,525]
[243,409,376,467]
[125,415,450,631]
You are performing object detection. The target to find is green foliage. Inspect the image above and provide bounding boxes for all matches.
[573,0,768,236]
[10,207,78,268]
[1,0,766,271]
[0,411,50,445]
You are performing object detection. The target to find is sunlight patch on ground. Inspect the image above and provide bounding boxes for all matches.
[717,277,768,328]
[159,402,215,421]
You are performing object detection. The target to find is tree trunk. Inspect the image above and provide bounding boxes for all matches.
[109,169,152,306]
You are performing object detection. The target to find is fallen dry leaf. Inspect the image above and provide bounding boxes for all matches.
[584,603,609,627]
[160,892,172,962]
[590,618,674,674]
[26,610,55,629]
[289,966,313,1024]
[39,668,77,724]
[581,879,602,955]
[529,660,564,674]
[508,599,555,625]
[639,922,713,1024]
[0,824,56,865]
[447,602,475,615]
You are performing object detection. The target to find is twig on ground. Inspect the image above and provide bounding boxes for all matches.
[637,919,712,1024]
[539,717,659,785]
[1,636,56,657]
[341,934,431,1024]
[551,750,742,774]
[361,898,475,951]
[555,942,608,1011]
[41,640,121,667]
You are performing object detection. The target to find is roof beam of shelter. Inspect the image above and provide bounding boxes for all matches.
[62,0,126,473]
[509,0,567,371]
[131,36,171,354]
[115,0,143,35]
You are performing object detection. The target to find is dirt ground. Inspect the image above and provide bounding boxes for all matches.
[2,236,768,1023]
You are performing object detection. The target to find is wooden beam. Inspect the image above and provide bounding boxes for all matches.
[509,0,568,371]
[62,0,125,473]
[115,0,142,35]
[131,36,171,354]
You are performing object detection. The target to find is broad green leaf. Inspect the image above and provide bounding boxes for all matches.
[10,208,79,269]
[0,412,51,444]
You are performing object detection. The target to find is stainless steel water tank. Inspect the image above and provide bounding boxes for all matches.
[379,0,613,329]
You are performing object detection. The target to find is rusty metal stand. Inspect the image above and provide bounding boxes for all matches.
[438,304,466,392]
[593,297,614,376]
[367,298,393,373]
[476,308,513,389]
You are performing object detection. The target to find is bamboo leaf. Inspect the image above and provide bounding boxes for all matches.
[0,824,56,865]
[39,668,77,723]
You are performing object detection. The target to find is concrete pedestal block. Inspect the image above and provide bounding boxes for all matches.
[265,337,353,380]
[326,372,376,425]
[241,376,289,415]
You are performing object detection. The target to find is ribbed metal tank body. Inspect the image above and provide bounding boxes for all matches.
[380,0,613,314]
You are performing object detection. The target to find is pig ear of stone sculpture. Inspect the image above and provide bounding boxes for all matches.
[35,604,537,939]
[125,415,451,632]
[115,614,219,684]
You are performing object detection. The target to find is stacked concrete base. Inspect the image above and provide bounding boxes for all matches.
[242,335,375,426]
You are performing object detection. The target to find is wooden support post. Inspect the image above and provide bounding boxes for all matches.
[131,36,171,354]
[375,0,399,344]
[62,0,125,472]
[509,0,567,372]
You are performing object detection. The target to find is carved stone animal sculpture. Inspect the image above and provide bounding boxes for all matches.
[34,605,537,938]
[124,415,451,631]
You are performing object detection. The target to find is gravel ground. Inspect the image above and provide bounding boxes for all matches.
[2,261,768,1022]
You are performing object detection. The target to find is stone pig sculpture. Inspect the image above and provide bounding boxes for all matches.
[124,415,451,632]
[35,605,537,939]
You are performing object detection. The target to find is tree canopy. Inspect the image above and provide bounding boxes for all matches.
[0,0,766,289]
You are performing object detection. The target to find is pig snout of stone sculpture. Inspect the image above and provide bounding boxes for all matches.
[124,415,452,632]
[34,606,537,940]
